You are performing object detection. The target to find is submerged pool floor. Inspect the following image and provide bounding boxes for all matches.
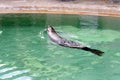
[0,14,120,80]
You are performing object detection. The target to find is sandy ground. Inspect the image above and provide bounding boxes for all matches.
[0,0,120,17]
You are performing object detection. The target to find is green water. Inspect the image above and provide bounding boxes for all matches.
[0,14,120,80]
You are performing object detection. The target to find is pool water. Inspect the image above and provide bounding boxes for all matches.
[0,14,120,80]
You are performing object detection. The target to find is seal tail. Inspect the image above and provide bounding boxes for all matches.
[81,47,104,56]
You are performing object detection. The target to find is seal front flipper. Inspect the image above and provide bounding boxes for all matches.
[81,47,104,56]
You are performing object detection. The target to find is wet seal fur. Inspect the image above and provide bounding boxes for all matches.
[47,25,104,56]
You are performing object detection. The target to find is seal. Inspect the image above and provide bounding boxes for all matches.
[47,25,104,56]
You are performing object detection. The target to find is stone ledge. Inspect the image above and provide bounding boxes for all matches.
[0,0,120,17]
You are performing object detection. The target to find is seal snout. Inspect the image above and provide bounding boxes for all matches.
[47,25,55,32]
[46,25,51,32]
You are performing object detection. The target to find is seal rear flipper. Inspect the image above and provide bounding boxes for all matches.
[81,47,104,56]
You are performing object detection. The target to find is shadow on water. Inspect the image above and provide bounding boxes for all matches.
[0,14,120,80]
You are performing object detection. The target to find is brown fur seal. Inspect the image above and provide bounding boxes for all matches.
[47,25,104,56]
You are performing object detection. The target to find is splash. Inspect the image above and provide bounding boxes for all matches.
[39,31,45,39]
[39,29,46,39]
[0,31,3,35]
